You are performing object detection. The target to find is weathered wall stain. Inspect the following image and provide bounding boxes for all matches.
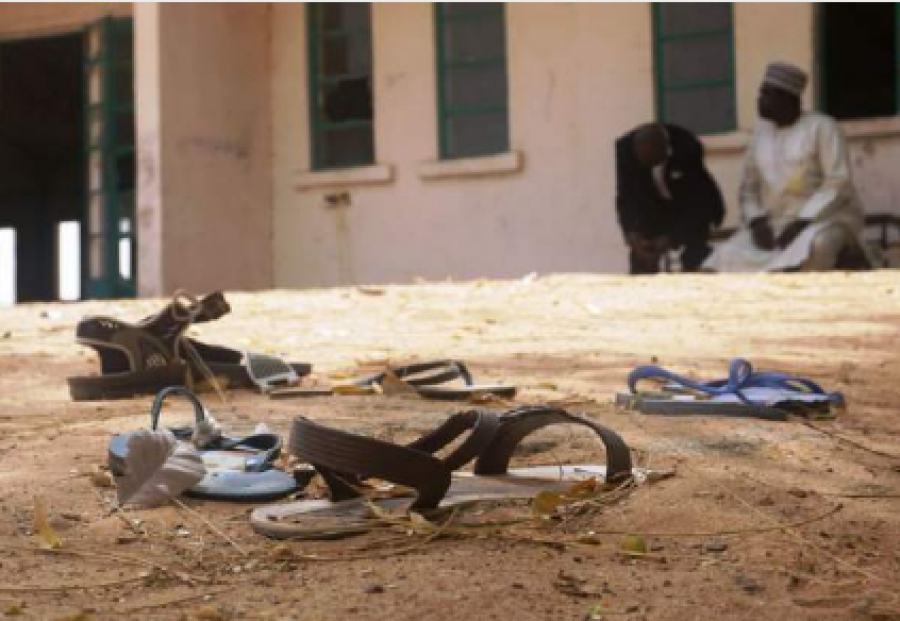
[177,135,249,161]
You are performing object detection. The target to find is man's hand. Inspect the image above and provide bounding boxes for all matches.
[776,220,810,249]
[750,217,776,251]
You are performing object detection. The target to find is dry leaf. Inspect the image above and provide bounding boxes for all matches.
[333,384,376,396]
[356,286,385,296]
[379,371,417,396]
[115,430,206,508]
[364,501,395,521]
[532,479,600,517]
[33,496,63,550]
[408,512,437,534]
[191,605,223,620]
[89,470,114,488]
[269,544,294,560]
[621,533,648,555]
[532,490,564,517]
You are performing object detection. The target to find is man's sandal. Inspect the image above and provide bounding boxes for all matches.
[250,405,633,539]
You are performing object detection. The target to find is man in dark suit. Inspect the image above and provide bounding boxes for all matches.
[615,123,725,274]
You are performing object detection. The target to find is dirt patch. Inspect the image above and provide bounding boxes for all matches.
[1,272,900,620]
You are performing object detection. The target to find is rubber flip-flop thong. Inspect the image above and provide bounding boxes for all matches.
[619,358,843,420]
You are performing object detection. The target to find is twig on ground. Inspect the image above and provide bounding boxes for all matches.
[820,492,900,500]
[117,586,232,613]
[722,488,886,585]
[0,572,148,593]
[569,503,843,538]
[801,420,900,462]
[168,496,248,556]
[4,544,205,585]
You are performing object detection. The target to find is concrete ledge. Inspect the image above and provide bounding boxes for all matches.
[841,116,900,140]
[417,150,523,181]
[296,164,394,190]
[701,131,751,154]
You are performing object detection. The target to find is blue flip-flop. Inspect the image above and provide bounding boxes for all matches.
[618,358,844,421]
[108,387,305,502]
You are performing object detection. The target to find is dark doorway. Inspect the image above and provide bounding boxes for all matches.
[819,3,897,120]
[0,33,84,303]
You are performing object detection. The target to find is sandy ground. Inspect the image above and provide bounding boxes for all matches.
[1,272,900,620]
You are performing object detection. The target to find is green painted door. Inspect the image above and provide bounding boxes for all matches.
[83,17,136,299]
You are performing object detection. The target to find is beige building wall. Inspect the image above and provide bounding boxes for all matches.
[272,2,900,287]
[272,2,654,287]
[4,2,900,296]
[135,2,273,296]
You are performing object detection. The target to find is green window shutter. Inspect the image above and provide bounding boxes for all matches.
[83,17,136,300]
[652,3,736,135]
[307,3,375,171]
[435,3,509,159]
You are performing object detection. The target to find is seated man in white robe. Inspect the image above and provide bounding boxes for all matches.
[703,61,867,273]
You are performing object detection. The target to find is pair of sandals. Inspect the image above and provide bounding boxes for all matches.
[68,291,516,402]
[108,387,636,539]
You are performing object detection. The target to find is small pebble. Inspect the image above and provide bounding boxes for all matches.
[704,541,728,553]
[735,575,764,595]
[364,585,384,594]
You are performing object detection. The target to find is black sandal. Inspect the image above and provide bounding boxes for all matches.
[68,291,311,401]
[269,360,516,401]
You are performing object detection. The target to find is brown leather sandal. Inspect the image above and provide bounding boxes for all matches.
[250,406,633,540]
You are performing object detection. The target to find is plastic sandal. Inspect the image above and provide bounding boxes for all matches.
[109,387,304,502]
[619,358,844,420]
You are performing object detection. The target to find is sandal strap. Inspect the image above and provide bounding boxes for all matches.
[406,409,500,471]
[473,406,633,484]
[356,360,473,388]
[150,386,208,430]
[151,386,280,471]
[289,410,499,509]
[290,417,452,510]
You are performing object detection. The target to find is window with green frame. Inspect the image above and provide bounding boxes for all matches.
[307,3,374,171]
[818,3,899,120]
[435,3,509,159]
[652,3,736,135]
